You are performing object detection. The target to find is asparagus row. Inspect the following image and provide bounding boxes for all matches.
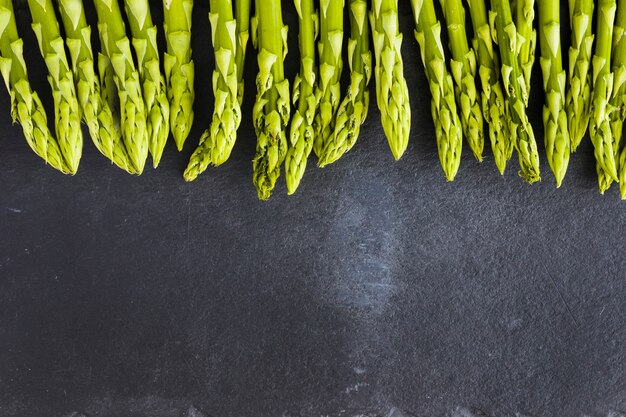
[0,0,68,173]
[492,0,540,183]
[412,0,463,180]
[589,0,618,193]
[94,0,149,173]
[466,0,512,174]
[312,0,344,159]
[28,0,83,174]
[284,0,319,194]
[566,0,594,151]
[125,0,170,167]
[163,0,194,150]
[319,0,371,167]
[440,0,484,161]
[57,0,134,173]
[251,0,290,200]
[370,0,411,160]
[615,0,626,198]
[538,0,570,186]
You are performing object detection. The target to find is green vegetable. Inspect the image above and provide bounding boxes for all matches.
[28,0,83,174]
[0,0,68,173]
[589,0,618,193]
[492,0,540,183]
[124,0,170,167]
[515,0,537,96]
[370,0,411,160]
[163,0,194,150]
[284,0,319,194]
[234,0,250,104]
[612,0,626,198]
[538,0,570,186]
[412,0,462,180]
[57,0,134,173]
[565,0,594,151]
[318,0,371,167]
[440,0,484,162]
[94,0,149,173]
[251,0,290,200]
[312,0,344,159]
[466,0,512,174]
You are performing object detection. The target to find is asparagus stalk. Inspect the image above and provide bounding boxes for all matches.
[284,0,319,193]
[370,0,411,160]
[27,0,83,174]
[515,0,537,98]
[312,0,344,159]
[440,0,484,161]
[124,0,170,167]
[251,0,290,200]
[0,0,68,173]
[565,0,594,151]
[234,0,250,104]
[466,0,512,174]
[57,0,134,173]
[163,0,194,150]
[538,0,570,186]
[589,0,618,193]
[94,0,149,173]
[492,0,541,183]
[318,0,371,167]
[614,0,626,198]
[411,0,463,180]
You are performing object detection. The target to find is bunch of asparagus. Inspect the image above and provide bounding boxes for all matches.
[3,0,626,200]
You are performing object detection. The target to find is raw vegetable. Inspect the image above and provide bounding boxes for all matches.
[163,0,194,150]
[94,0,149,173]
[515,0,537,97]
[538,0,570,186]
[614,0,626,198]
[440,0,484,161]
[124,0,170,167]
[0,0,68,173]
[412,0,463,180]
[284,0,319,194]
[28,0,83,174]
[370,0,411,160]
[251,0,290,200]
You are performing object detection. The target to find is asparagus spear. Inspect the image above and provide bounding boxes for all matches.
[284,0,319,193]
[440,0,484,161]
[234,0,250,104]
[0,0,68,173]
[565,0,594,151]
[538,0,570,187]
[94,0,149,173]
[312,0,344,159]
[589,0,618,193]
[251,0,290,200]
[163,0,194,150]
[466,0,512,174]
[57,0,134,173]
[492,0,540,183]
[124,0,170,167]
[370,0,411,160]
[27,0,83,174]
[318,0,371,167]
[515,0,537,98]
[614,0,626,198]
[411,0,463,180]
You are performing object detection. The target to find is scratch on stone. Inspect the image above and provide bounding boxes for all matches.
[541,260,579,327]
[6,207,22,213]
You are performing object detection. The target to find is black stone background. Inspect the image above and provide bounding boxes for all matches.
[1,1,625,417]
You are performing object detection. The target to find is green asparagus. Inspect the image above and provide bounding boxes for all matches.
[412,0,463,180]
[284,0,319,194]
[440,0,484,161]
[251,0,290,200]
[0,0,68,173]
[125,0,170,167]
[614,0,626,198]
[514,0,537,98]
[28,0,83,174]
[163,0,194,150]
[492,0,541,183]
[94,0,149,173]
[565,0,594,151]
[370,0,411,160]
[538,0,570,186]
[318,0,371,167]
[234,0,250,104]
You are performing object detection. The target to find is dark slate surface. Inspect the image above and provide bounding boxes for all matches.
[1,2,625,417]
